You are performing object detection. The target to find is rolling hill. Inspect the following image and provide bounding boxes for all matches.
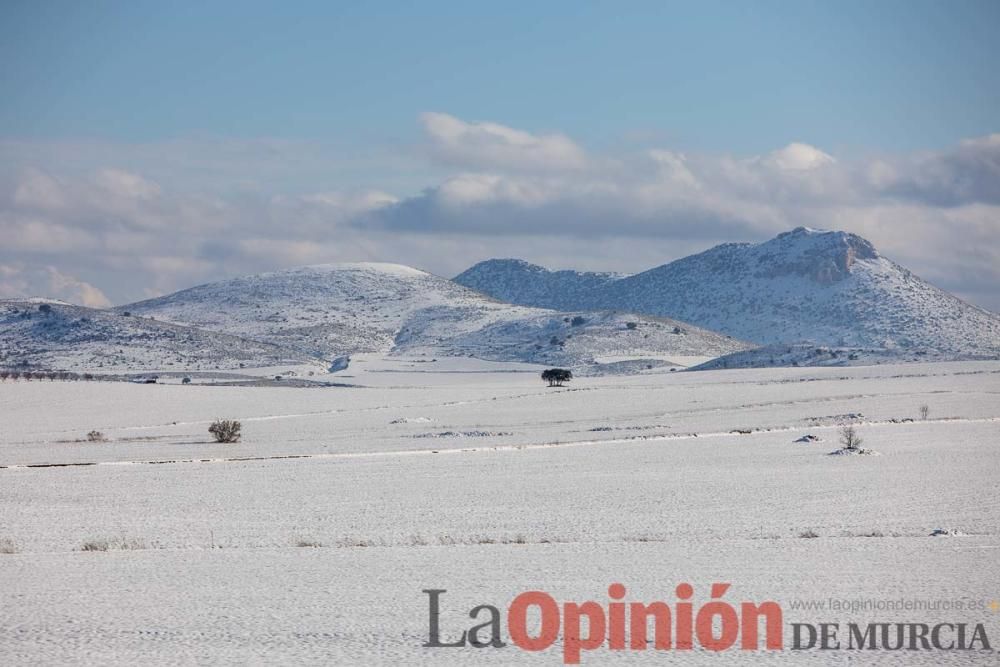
[109,263,749,371]
[0,298,316,373]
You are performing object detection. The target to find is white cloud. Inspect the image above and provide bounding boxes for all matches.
[0,264,111,307]
[1,116,998,312]
[13,168,66,210]
[93,168,161,200]
[420,112,587,171]
[762,142,836,171]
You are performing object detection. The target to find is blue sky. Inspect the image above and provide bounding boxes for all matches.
[1,1,998,308]
[4,1,998,153]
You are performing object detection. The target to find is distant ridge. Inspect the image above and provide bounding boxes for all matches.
[2,260,749,374]
[454,259,625,311]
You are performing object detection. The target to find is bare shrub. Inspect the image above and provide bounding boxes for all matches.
[799,529,820,539]
[839,425,863,451]
[86,430,107,443]
[209,419,242,443]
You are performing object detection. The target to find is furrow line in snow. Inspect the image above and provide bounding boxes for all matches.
[4,417,997,471]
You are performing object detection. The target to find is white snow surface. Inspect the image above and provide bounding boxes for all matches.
[2,359,999,664]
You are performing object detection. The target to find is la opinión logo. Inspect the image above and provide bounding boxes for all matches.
[423,583,783,664]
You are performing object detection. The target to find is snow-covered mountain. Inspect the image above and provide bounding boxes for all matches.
[0,299,315,372]
[454,259,624,311]
[113,262,749,370]
[455,228,1000,360]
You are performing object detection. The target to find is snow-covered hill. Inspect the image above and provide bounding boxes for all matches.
[119,263,489,357]
[0,299,315,372]
[454,259,624,311]
[115,262,749,369]
[455,228,1000,360]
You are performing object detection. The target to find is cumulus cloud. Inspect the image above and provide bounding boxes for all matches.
[0,114,998,312]
[420,112,587,171]
[0,264,111,307]
[872,133,1000,206]
[761,143,836,171]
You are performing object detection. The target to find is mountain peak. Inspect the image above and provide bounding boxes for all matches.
[289,262,430,278]
[454,259,625,310]
[754,227,879,284]
[463,258,549,274]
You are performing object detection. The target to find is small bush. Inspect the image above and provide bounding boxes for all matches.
[625,321,638,330]
[570,316,585,326]
[839,425,863,451]
[86,430,107,442]
[0,537,17,554]
[209,419,242,443]
[799,530,820,539]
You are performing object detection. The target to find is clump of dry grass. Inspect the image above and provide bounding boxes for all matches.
[336,536,383,548]
[295,538,323,548]
[79,536,146,552]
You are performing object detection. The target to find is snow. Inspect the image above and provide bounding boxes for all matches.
[2,359,998,664]
[1,262,745,373]
[454,228,1000,361]
[300,261,430,277]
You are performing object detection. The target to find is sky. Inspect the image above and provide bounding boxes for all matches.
[1,0,998,309]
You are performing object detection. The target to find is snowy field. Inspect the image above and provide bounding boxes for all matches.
[2,359,999,664]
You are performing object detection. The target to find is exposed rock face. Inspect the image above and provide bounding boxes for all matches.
[753,227,879,284]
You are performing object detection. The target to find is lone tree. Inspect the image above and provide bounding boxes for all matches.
[839,425,863,451]
[541,368,572,387]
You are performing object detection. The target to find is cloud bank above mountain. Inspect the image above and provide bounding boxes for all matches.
[1,114,997,310]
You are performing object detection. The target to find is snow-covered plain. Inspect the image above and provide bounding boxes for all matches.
[2,359,999,664]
